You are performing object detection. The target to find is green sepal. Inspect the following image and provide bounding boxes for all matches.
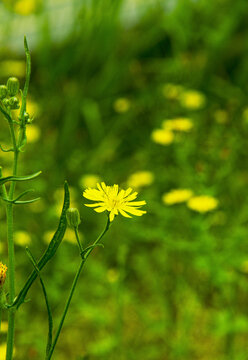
[0,171,41,186]
[12,181,70,309]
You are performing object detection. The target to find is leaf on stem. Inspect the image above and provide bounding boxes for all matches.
[0,171,41,186]
[12,181,70,309]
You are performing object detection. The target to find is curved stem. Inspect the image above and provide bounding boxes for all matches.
[47,216,110,359]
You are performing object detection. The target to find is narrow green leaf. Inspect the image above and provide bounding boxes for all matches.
[12,181,70,309]
[13,197,40,205]
[0,171,41,186]
[25,247,53,357]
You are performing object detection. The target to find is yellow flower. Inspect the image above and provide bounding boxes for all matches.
[179,90,206,110]
[26,125,41,143]
[162,83,184,100]
[14,231,31,247]
[151,129,174,145]
[14,0,39,15]
[127,171,154,189]
[187,195,218,213]
[1,321,8,332]
[0,262,7,287]
[163,118,193,132]
[79,174,101,188]
[83,182,146,222]
[113,97,131,113]
[0,343,15,360]
[162,189,193,205]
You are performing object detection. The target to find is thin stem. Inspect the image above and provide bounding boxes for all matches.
[47,216,110,359]
[5,118,18,360]
[74,227,83,254]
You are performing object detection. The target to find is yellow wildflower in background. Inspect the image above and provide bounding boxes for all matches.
[79,174,101,188]
[162,189,193,205]
[151,128,174,145]
[162,83,184,100]
[83,182,146,222]
[187,195,218,213]
[113,97,131,113]
[0,60,26,77]
[179,90,206,110]
[26,125,41,143]
[1,321,8,332]
[163,118,193,132]
[127,171,154,189]
[14,231,31,247]
[0,262,7,287]
[14,0,39,15]
[0,343,15,360]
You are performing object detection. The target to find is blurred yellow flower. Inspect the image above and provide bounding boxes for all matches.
[27,99,40,116]
[79,174,101,189]
[83,182,146,222]
[0,343,15,360]
[179,90,206,110]
[187,195,218,213]
[127,171,154,189]
[14,231,31,247]
[162,83,184,100]
[113,97,131,113]
[14,0,38,15]
[26,125,41,143]
[151,129,174,145]
[163,118,193,132]
[0,60,26,77]
[214,110,228,124]
[1,321,8,332]
[162,189,193,205]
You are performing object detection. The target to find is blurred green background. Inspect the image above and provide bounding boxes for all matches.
[1,0,248,359]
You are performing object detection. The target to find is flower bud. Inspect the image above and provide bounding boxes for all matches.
[8,96,20,110]
[0,262,7,288]
[7,77,20,96]
[2,98,9,107]
[66,208,81,227]
[0,85,8,99]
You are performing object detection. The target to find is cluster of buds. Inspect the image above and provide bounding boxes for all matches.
[0,77,20,110]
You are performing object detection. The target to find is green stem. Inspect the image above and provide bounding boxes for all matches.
[74,227,83,254]
[47,216,110,359]
[5,119,19,360]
